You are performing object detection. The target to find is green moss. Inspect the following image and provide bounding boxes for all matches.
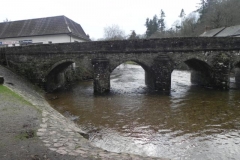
[15,130,36,140]
[0,142,5,147]
[0,85,32,106]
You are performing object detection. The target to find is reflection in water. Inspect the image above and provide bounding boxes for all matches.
[46,64,240,160]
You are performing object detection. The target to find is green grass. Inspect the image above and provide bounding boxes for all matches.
[0,85,42,114]
[0,85,32,106]
[14,130,37,140]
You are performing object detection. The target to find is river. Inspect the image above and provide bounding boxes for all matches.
[46,64,240,160]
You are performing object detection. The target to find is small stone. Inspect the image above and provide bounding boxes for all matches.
[58,147,67,150]
[42,118,49,123]
[38,128,47,132]
[37,132,44,136]
[54,143,63,147]
[44,144,51,147]
[59,138,68,144]
[69,152,79,156]
[43,140,49,143]
[73,127,84,132]
[64,129,72,132]
[49,148,57,151]
[89,152,98,156]
[75,149,86,154]
[81,153,88,158]
[40,124,48,128]
[49,131,57,135]
[42,111,49,117]
[68,131,75,135]
[56,150,67,155]
[59,135,66,138]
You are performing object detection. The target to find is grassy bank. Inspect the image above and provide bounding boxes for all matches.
[0,85,32,106]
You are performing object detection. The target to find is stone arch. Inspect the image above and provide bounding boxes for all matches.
[110,59,152,89]
[184,58,212,72]
[173,53,210,70]
[184,58,213,86]
[110,59,150,73]
[44,59,75,92]
[44,59,75,77]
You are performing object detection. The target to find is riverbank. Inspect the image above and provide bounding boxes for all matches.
[0,65,168,160]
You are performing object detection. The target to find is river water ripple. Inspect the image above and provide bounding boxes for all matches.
[46,64,240,160]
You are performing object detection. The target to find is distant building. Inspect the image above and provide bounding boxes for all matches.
[200,25,240,37]
[0,15,90,47]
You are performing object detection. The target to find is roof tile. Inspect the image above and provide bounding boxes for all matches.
[0,16,90,41]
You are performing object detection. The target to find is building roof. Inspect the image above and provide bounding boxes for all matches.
[0,16,90,41]
[199,27,225,37]
[200,25,240,37]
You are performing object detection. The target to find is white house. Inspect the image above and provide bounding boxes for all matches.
[0,15,90,47]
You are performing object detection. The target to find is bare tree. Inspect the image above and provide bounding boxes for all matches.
[3,18,10,22]
[180,13,198,37]
[103,24,126,40]
[195,0,240,34]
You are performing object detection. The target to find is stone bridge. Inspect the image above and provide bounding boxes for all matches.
[1,37,240,93]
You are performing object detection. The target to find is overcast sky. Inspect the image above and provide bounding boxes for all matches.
[1,0,200,40]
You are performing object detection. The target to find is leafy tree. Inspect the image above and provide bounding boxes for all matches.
[145,9,166,38]
[103,24,126,40]
[144,0,240,38]
[145,15,160,38]
[159,9,166,32]
[128,30,139,39]
[179,9,186,18]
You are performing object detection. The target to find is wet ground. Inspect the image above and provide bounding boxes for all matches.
[46,64,240,160]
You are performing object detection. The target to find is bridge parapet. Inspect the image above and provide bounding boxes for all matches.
[4,37,240,55]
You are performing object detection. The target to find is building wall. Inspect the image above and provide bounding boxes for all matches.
[0,34,86,47]
[70,36,86,43]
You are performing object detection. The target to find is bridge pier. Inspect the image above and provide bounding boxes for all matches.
[211,54,230,90]
[150,56,173,92]
[92,58,110,93]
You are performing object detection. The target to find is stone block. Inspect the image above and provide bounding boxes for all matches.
[0,76,4,84]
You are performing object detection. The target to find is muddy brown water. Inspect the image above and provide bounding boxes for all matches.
[46,64,240,160]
